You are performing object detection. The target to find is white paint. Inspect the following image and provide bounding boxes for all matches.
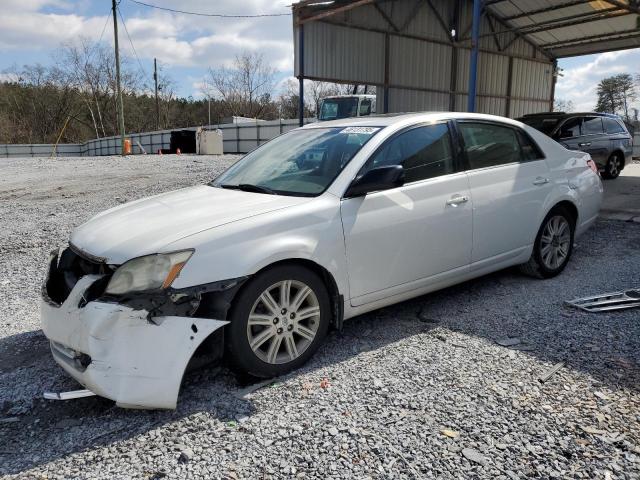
[41,275,228,409]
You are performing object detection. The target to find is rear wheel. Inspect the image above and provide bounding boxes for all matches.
[602,152,623,179]
[519,206,575,279]
[226,265,330,378]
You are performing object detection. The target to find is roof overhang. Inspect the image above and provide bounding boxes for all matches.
[293,0,640,59]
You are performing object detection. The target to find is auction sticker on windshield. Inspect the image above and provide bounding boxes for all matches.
[340,127,380,135]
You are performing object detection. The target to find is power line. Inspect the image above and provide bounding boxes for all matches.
[127,0,291,18]
[97,9,112,46]
[117,5,153,86]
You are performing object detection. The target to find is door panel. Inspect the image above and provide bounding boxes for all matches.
[466,160,551,263]
[456,121,552,264]
[578,117,608,164]
[341,173,472,305]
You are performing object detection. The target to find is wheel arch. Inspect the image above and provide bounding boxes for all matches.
[244,258,344,330]
[550,199,579,228]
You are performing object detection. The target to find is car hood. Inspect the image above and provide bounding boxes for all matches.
[70,185,311,264]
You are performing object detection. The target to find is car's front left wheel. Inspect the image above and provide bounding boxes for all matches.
[226,264,330,378]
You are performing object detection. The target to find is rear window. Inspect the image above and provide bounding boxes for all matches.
[519,117,560,135]
[583,117,604,135]
[603,117,626,134]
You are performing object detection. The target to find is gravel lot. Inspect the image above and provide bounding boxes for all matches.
[1,155,639,479]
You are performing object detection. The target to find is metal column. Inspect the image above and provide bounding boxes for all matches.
[383,33,390,113]
[298,24,305,127]
[467,0,483,113]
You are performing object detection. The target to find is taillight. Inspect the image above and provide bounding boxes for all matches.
[586,159,599,175]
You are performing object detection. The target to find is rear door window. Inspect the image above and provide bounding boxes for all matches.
[517,130,544,161]
[558,117,582,139]
[583,117,604,135]
[458,122,521,169]
[603,117,625,134]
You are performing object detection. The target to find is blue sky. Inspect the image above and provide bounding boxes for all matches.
[1,0,639,112]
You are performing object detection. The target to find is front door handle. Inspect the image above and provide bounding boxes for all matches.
[533,177,550,186]
[446,194,469,206]
[578,142,591,147]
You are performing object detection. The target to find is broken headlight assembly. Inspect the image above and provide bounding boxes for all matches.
[105,250,194,295]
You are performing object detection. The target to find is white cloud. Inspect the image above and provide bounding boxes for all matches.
[1,0,295,86]
[556,50,640,112]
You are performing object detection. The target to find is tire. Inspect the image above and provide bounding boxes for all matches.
[226,264,330,378]
[602,152,623,179]
[519,206,575,279]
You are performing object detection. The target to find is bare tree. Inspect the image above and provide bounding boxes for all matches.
[553,98,575,113]
[204,52,276,119]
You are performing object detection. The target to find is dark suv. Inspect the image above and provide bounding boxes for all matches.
[517,112,632,179]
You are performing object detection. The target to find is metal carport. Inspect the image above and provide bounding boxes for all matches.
[292,0,640,123]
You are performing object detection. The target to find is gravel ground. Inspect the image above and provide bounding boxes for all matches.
[0,155,639,480]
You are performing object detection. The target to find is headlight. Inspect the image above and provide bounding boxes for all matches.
[105,250,194,295]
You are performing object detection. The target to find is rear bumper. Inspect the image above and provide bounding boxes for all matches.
[41,275,228,409]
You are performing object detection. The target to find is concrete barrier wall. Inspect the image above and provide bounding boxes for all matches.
[0,118,315,158]
[0,143,84,158]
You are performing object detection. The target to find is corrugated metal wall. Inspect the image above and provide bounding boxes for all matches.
[294,0,554,118]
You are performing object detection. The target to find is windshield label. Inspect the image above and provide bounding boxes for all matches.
[340,127,380,135]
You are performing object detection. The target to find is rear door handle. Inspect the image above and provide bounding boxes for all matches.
[533,177,550,186]
[578,142,591,147]
[446,194,469,206]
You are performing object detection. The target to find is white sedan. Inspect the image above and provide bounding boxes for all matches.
[41,112,602,408]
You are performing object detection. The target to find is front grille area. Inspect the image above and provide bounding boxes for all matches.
[45,246,112,305]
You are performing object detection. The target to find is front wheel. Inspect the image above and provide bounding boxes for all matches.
[226,265,330,378]
[519,207,575,279]
[602,153,623,179]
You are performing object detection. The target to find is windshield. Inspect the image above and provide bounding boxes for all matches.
[519,116,561,136]
[211,127,381,196]
[319,98,359,121]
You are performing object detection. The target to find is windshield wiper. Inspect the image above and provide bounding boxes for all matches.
[220,183,277,195]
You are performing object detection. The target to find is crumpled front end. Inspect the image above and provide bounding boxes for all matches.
[40,247,230,409]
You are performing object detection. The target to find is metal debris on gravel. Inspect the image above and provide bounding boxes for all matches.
[1,155,639,479]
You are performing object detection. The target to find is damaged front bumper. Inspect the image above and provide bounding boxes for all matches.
[40,249,233,409]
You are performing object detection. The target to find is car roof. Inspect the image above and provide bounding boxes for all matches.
[302,111,526,129]
[520,112,621,119]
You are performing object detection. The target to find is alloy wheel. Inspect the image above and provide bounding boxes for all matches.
[539,215,571,270]
[608,155,621,177]
[246,280,321,365]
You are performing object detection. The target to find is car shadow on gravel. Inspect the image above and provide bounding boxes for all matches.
[1,220,638,476]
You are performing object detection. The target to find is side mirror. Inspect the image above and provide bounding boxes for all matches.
[345,165,405,198]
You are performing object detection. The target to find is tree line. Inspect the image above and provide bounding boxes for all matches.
[555,73,639,121]
[0,40,366,145]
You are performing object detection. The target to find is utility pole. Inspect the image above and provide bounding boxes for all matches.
[112,0,126,154]
[154,58,160,130]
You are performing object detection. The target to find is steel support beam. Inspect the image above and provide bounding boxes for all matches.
[603,0,640,15]
[542,27,640,49]
[474,7,625,39]
[467,0,483,112]
[501,0,591,21]
[297,0,375,25]
[550,59,558,112]
[384,33,390,113]
[298,24,305,126]
[374,2,400,32]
